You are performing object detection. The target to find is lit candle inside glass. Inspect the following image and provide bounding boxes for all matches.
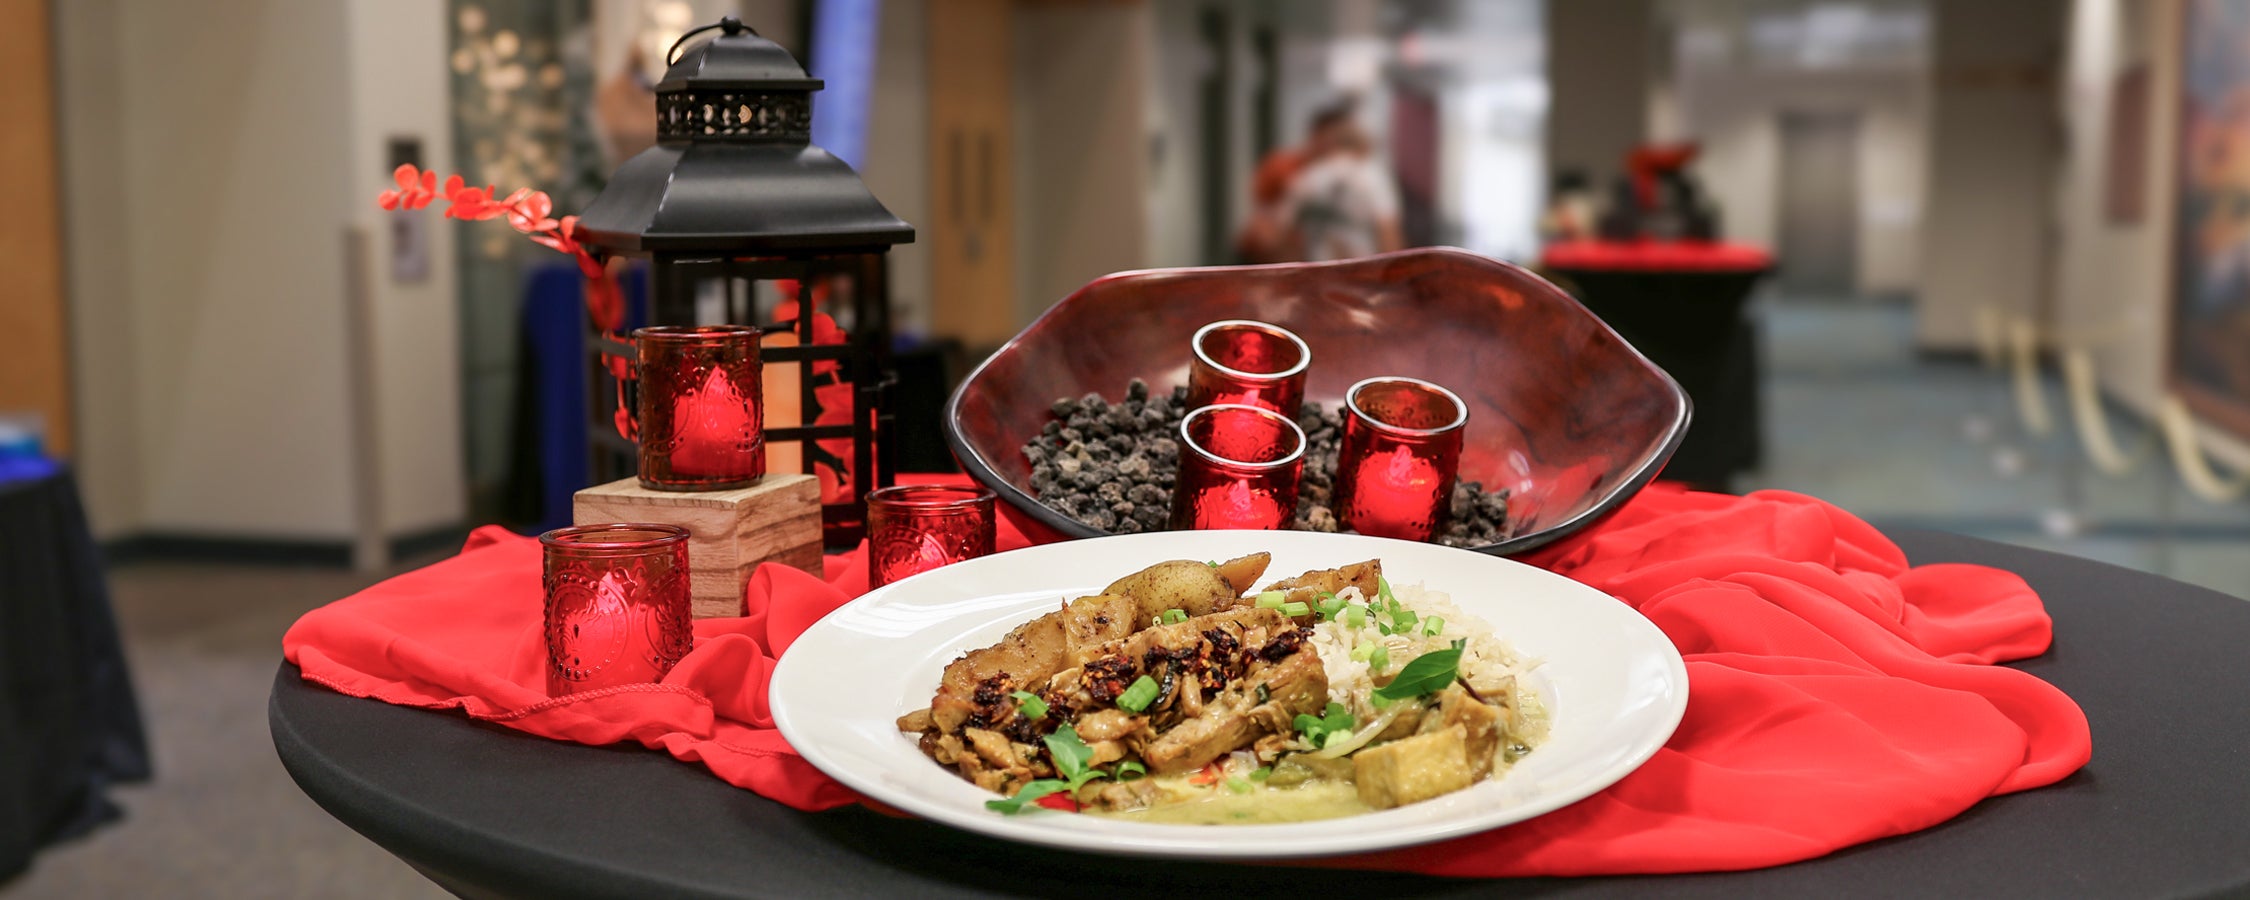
[635,325,765,491]
[1169,404,1306,531]
[1334,377,1467,541]
[1185,320,1312,417]
[666,366,759,477]
[540,524,693,697]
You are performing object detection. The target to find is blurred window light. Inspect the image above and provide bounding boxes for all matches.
[1746,1,1927,71]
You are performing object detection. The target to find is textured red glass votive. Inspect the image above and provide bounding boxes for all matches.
[867,485,998,588]
[636,325,765,491]
[1185,320,1311,417]
[1334,377,1468,541]
[539,523,693,697]
[1170,404,1307,531]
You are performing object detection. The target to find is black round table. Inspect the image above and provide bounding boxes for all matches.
[269,530,2250,899]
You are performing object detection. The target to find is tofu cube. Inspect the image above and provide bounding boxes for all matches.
[1353,725,1476,809]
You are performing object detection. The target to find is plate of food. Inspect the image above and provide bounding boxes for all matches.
[769,530,1687,859]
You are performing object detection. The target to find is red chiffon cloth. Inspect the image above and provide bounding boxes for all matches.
[282,482,2090,877]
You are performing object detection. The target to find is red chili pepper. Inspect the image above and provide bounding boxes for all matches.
[1033,792,1079,813]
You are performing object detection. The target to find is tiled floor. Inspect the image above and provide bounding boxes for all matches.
[1745,299,2250,601]
[6,297,2245,899]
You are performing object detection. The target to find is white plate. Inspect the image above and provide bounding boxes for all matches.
[770,530,1688,859]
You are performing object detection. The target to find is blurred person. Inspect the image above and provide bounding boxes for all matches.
[1538,169,1598,245]
[1236,98,1363,263]
[1283,110,1403,261]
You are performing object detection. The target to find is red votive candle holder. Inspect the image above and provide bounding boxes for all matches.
[1185,320,1311,417]
[1169,403,1307,531]
[539,523,694,697]
[1334,376,1468,542]
[867,485,998,588]
[635,325,765,491]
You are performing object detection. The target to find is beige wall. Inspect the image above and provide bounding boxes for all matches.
[58,0,466,541]
[862,0,933,337]
[56,0,139,537]
[1677,68,1927,297]
[1916,0,2064,350]
[346,0,467,536]
[1013,2,1152,321]
[1548,0,1652,187]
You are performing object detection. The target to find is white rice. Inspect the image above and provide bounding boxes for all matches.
[1308,582,1543,727]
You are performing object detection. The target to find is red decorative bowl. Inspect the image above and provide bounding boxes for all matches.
[942,248,1690,556]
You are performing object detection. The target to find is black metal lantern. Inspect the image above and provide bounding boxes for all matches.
[575,15,914,545]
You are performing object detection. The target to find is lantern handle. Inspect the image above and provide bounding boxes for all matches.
[667,16,754,67]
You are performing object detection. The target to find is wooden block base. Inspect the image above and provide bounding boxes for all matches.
[573,474,823,619]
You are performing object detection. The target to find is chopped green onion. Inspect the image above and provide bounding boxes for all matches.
[1350,643,1374,663]
[1316,596,1348,621]
[1293,702,1356,747]
[1279,600,1310,617]
[1254,590,1286,609]
[1010,691,1048,721]
[1116,760,1147,780]
[1116,675,1160,712]
[1345,604,1368,629]
[1161,608,1189,625]
[1206,560,1219,567]
[1225,777,1254,794]
[1255,683,1270,705]
[1421,616,1446,637]
[1391,607,1418,630]
[1377,576,1396,605]
[1368,644,1390,674]
[1250,766,1272,782]
[1369,691,1396,710]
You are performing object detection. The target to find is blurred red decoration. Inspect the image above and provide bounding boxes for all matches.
[1334,377,1467,541]
[1169,404,1306,531]
[635,326,765,491]
[1626,142,1701,212]
[539,523,693,696]
[1185,320,1311,418]
[866,485,996,588]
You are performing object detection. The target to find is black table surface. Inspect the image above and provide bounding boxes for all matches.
[269,530,2250,899]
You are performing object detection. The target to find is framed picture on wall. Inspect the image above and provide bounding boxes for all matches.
[2170,0,2250,438]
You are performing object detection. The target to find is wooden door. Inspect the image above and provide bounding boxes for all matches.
[927,0,1016,348]
[0,0,71,454]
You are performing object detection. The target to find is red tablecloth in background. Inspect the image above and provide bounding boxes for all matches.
[1541,240,1775,274]
[283,481,2089,877]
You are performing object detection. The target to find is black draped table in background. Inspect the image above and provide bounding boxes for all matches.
[0,470,150,883]
[1542,241,1774,491]
[269,531,2250,899]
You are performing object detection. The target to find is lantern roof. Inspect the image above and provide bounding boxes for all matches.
[575,16,915,256]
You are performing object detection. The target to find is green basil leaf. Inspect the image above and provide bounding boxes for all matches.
[1009,690,1048,721]
[1373,645,1464,701]
[1042,724,1095,780]
[985,779,1070,814]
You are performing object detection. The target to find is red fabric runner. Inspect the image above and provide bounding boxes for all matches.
[282,482,2090,877]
